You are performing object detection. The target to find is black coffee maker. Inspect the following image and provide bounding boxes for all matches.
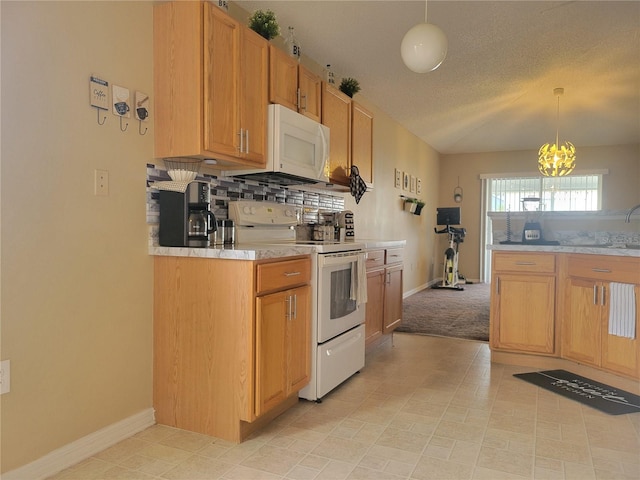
[159,182,216,247]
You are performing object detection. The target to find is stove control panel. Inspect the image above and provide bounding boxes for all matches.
[229,200,301,227]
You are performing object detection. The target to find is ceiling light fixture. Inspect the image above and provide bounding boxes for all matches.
[400,0,447,73]
[538,87,576,177]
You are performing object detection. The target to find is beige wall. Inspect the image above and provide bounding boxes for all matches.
[1,1,154,472]
[439,144,640,280]
[0,1,439,472]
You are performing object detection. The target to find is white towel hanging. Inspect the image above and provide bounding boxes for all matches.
[608,282,636,339]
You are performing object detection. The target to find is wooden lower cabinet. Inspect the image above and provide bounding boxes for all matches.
[383,264,403,333]
[364,267,385,345]
[562,254,640,379]
[256,285,310,416]
[490,252,557,355]
[364,248,403,346]
[154,255,311,442]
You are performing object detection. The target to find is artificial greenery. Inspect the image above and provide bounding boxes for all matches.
[248,9,280,40]
[339,77,361,98]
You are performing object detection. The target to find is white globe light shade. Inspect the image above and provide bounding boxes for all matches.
[400,23,448,73]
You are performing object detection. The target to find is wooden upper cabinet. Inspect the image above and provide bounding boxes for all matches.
[269,45,298,112]
[351,102,374,187]
[322,83,352,186]
[269,46,321,122]
[154,2,268,167]
[298,65,321,122]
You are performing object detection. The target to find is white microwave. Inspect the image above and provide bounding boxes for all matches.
[226,104,330,185]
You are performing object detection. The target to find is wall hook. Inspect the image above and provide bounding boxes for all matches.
[96,108,107,125]
[138,120,147,135]
[119,115,128,132]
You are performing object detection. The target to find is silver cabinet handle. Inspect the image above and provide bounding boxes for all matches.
[592,268,611,273]
[237,129,244,153]
[601,285,606,306]
[285,295,292,320]
[593,284,598,305]
[515,261,536,266]
[284,271,301,277]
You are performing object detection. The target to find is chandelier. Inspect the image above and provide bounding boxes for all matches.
[538,87,576,177]
[400,0,447,73]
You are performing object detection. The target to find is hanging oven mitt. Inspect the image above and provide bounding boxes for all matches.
[349,165,367,204]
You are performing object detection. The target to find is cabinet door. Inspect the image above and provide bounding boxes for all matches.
[601,284,639,378]
[288,285,311,392]
[204,4,240,158]
[255,290,288,417]
[322,83,352,186]
[491,274,555,354]
[269,45,298,111]
[239,27,268,165]
[365,268,385,345]
[383,264,403,333]
[298,65,321,122]
[561,277,601,366]
[351,102,373,187]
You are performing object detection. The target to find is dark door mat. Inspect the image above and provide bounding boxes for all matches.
[514,369,640,415]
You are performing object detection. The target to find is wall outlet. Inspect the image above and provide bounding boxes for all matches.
[95,169,109,196]
[0,359,10,395]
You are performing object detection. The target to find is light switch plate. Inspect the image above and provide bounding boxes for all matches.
[89,74,109,110]
[394,168,402,189]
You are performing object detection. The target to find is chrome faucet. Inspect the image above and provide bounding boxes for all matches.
[625,203,640,223]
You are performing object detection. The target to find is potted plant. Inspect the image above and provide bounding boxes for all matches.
[248,9,280,40]
[339,77,361,98]
[414,200,426,215]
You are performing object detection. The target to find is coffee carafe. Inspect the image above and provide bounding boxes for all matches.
[159,182,216,247]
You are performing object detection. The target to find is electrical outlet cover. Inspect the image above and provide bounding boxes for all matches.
[90,75,109,110]
[135,91,150,122]
[112,84,131,118]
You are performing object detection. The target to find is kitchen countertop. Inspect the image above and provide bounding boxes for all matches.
[149,239,407,260]
[488,243,640,257]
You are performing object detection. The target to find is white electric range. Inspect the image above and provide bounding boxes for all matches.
[229,200,367,401]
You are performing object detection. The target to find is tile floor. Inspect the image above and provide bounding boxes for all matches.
[49,334,640,480]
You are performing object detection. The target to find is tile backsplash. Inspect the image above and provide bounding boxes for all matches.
[146,164,346,246]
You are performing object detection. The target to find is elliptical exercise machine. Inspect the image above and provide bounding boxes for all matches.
[433,207,466,290]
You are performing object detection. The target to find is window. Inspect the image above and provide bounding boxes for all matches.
[488,174,601,212]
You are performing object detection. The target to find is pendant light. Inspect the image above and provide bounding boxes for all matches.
[400,0,447,73]
[538,87,576,177]
[453,177,463,203]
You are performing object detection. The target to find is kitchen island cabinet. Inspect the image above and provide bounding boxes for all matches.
[153,255,311,442]
[489,245,640,383]
[490,252,556,355]
[562,254,640,379]
[154,1,268,166]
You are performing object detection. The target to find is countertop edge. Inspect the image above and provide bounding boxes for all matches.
[488,244,640,257]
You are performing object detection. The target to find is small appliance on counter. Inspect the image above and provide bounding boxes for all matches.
[521,197,543,243]
[159,181,216,247]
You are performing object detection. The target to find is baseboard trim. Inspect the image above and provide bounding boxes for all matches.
[3,408,155,480]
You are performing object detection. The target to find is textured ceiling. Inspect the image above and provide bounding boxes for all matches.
[235,0,640,154]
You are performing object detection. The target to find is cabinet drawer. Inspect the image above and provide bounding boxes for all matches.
[256,258,311,294]
[365,249,385,270]
[385,248,404,265]
[493,252,555,273]
[567,254,640,284]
